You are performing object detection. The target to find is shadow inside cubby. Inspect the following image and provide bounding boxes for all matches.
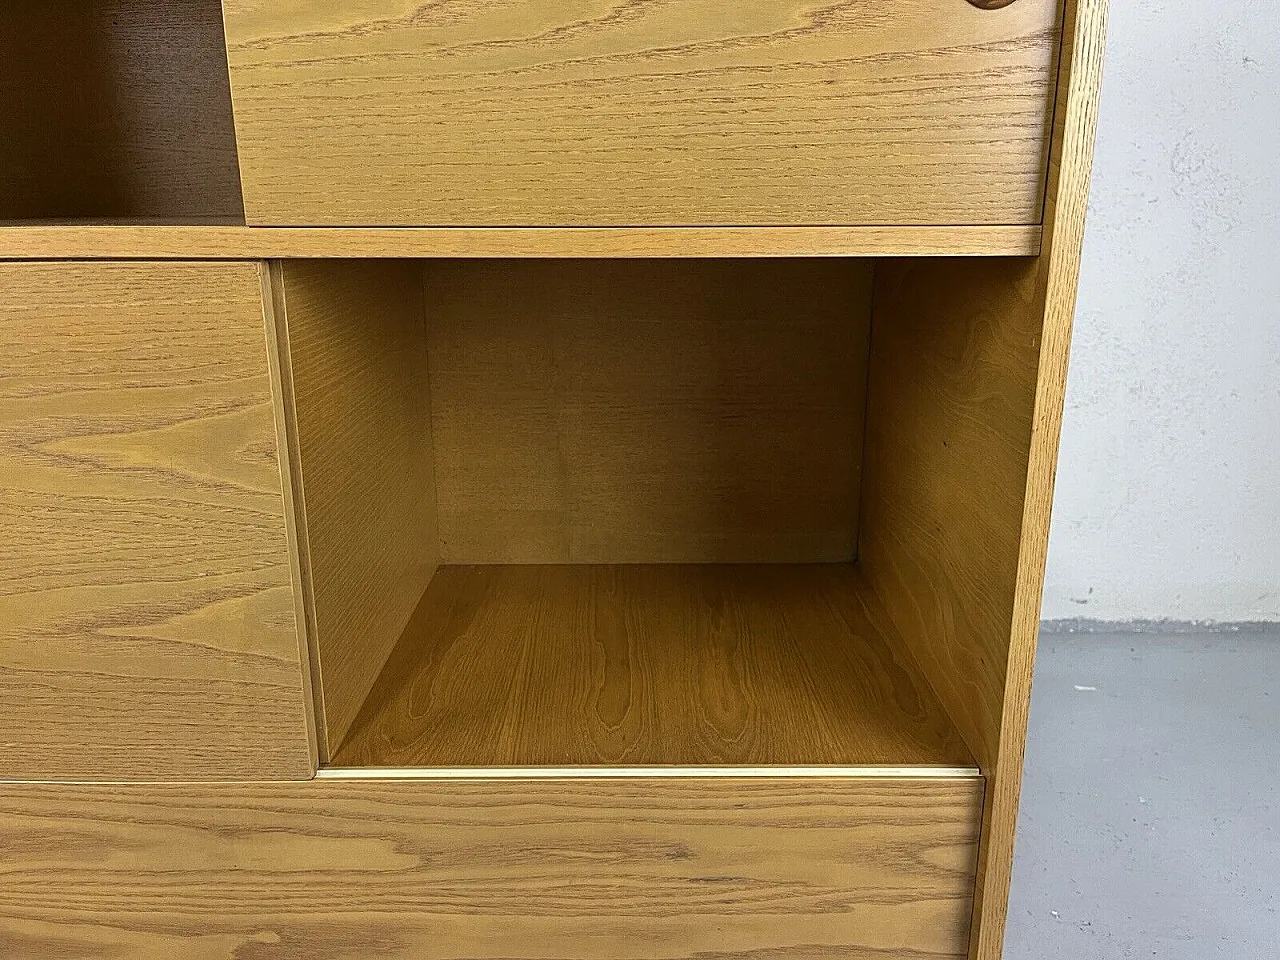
[0,0,244,224]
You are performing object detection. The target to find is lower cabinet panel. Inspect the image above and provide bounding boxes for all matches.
[0,261,313,781]
[0,776,982,959]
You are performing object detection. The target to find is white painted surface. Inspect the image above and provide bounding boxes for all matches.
[1043,0,1280,622]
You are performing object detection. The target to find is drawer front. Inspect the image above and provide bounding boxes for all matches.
[222,0,1063,227]
[0,776,981,958]
[0,261,314,781]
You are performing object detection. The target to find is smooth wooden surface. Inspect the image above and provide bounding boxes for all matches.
[221,0,1062,226]
[335,564,973,769]
[861,259,1041,773]
[259,268,323,777]
[968,3,1109,958]
[0,224,1044,259]
[427,259,870,563]
[856,2,1107,958]
[0,776,983,959]
[271,261,440,757]
[0,1,243,222]
[0,261,313,781]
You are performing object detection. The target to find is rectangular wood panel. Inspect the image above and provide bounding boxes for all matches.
[0,776,982,959]
[0,261,313,781]
[862,256,1041,774]
[427,258,870,563]
[221,0,1063,226]
[270,260,440,757]
[0,224,1045,260]
[336,564,975,769]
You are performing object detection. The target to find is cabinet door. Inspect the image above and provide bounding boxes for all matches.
[0,261,314,781]
[222,0,1063,227]
[0,776,982,959]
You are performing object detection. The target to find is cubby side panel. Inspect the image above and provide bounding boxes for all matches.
[272,260,440,756]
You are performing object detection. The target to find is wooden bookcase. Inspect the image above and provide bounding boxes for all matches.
[0,2,1107,958]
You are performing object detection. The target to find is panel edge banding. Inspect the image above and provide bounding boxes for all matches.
[260,260,330,765]
[0,225,1043,259]
[315,766,983,781]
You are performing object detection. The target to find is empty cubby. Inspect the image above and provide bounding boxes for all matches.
[0,1,243,224]
[270,256,1038,773]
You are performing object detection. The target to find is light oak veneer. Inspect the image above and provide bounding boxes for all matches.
[0,224,1043,259]
[335,564,975,769]
[221,0,1064,227]
[267,260,441,758]
[0,261,313,781]
[424,258,871,564]
[0,2,1108,958]
[0,776,983,960]
[859,2,1109,957]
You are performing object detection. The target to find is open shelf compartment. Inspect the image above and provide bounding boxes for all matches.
[269,257,1014,775]
[0,1,244,224]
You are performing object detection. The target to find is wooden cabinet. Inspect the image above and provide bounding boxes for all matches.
[221,0,1065,227]
[0,262,314,781]
[0,1,1107,958]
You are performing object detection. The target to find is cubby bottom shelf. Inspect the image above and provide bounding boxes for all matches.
[332,564,975,771]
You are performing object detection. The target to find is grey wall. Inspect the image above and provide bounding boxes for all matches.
[1042,0,1280,622]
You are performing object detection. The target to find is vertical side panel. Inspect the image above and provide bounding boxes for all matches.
[859,2,1108,958]
[969,4,1110,958]
[0,261,312,781]
[274,260,439,755]
[861,257,1041,771]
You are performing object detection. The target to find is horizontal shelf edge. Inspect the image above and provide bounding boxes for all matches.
[316,765,984,781]
[0,225,1041,259]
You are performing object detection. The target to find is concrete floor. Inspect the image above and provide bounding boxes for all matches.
[1004,628,1280,959]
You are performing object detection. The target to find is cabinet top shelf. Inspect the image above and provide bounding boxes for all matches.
[0,224,1041,260]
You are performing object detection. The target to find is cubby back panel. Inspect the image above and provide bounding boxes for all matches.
[424,259,872,564]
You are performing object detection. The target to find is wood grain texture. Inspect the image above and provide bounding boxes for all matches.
[427,258,870,563]
[856,2,1106,958]
[968,3,1109,958]
[221,0,1062,226]
[0,224,1044,259]
[0,775,983,959]
[259,268,324,773]
[0,261,312,781]
[272,261,440,757]
[0,1,243,222]
[335,564,974,769]
[861,257,1041,773]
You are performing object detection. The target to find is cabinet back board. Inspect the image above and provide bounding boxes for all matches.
[425,259,872,563]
